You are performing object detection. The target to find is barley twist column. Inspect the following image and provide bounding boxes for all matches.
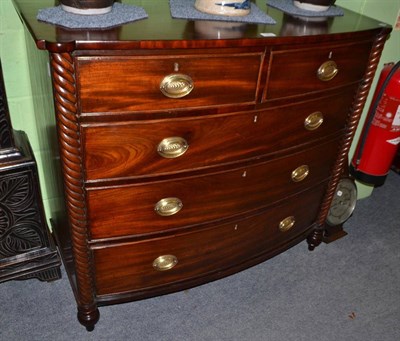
[307,31,391,251]
[50,52,99,330]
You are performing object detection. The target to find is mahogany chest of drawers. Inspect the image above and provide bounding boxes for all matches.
[13,0,391,330]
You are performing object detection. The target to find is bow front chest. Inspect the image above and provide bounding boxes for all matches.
[13,0,391,330]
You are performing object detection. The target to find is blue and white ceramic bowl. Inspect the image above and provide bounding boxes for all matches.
[293,0,336,12]
[60,0,114,15]
[194,0,251,16]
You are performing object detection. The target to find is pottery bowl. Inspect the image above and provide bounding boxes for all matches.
[293,0,336,12]
[60,0,114,15]
[194,0,251,17]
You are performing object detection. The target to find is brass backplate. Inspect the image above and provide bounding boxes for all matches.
[317,60,339,81]
[157,136,189,159]
[279,216,295,232]
[291,165,310,182]
[160,73,194,98]
[304,111,324,131]
[154,197,183,216]
[153,255,178,271]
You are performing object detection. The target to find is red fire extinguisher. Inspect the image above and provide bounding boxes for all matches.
[350,61,400,186]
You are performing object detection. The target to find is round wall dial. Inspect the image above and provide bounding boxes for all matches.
[326,178,357,226]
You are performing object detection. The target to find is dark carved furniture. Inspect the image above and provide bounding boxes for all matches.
[0,61,61,283]
[12,0,391,330]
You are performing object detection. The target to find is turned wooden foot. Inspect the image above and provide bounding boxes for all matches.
[307,229,324,251]
[77,306,100,331]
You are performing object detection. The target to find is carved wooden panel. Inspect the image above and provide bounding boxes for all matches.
[0,60,61,283]
[0,170,45,258]
[0,133,61,283]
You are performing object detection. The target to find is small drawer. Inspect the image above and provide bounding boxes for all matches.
[92,183,326,296]
[76,53,262,113]
[264,42,372,100]
[86,139,338,239]
[83,90,354,181]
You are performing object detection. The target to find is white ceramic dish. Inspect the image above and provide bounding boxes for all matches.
[293,1,330,12]
[61,4,113,15]
[194,0,251,17]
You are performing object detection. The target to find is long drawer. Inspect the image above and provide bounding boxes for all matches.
[92,183,326,296]
[86,139,338,239]
[76,53,263,113]
[83,90,354,181]
[265,41,372,100]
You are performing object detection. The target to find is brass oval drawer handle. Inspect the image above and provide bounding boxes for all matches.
[279,216,296,232]
[304,111,324,131]
[157,137,189,159]
[155,197,183,216]
[153,255,178,271]
[160,73,194,98]
[317,60,339,81]
[291,165,310,182]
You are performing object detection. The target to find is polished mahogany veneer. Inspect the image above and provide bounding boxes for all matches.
[77,53,263,112]
[12,0,391,331]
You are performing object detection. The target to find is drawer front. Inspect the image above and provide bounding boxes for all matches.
[92,184,326,296]
[83,90,354,181]
[77,53,262,113]
[265,42,372,100]
[86,139,338,239]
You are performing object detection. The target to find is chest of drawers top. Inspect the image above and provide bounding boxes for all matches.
[15,0,389,52]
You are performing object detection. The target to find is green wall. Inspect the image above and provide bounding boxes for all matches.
[0,0,36,140]
[1,0,399,223]
[0,0,63,220]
